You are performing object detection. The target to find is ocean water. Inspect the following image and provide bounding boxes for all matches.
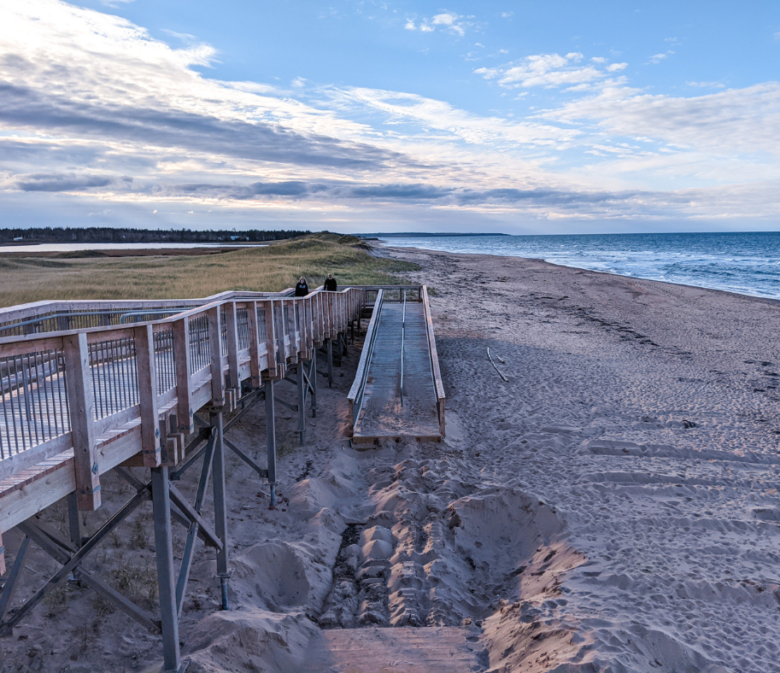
[380,232,780,300]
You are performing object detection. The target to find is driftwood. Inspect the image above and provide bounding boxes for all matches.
[487,347,508,382]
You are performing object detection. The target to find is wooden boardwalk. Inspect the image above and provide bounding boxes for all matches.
[349,289,445,446]
[0,284,444,672]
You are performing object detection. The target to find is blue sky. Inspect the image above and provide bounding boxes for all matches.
[1,0,779,234]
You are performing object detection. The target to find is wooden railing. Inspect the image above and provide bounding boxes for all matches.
[0,287,365,573]
[347,290,384,427]
[422,286,446,437]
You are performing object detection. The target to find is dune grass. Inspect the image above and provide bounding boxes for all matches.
[0,233,418,307]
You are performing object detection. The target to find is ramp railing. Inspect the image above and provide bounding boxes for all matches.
[422,285,446,437]
[347,289,384,428]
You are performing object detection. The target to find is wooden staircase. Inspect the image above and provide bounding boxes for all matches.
[300,626,486,673]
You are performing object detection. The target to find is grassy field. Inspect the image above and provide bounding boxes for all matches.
[0,234,418,307]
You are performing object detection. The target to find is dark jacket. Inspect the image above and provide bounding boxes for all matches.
[294,281,309,296]
[324,277,337,292]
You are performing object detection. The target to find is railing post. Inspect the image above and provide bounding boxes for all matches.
[134,324,161,467]
[246,301,261,388]
[173,317,194,434]
[208,307,225,406]
[63,332,101,511]
[224,302,240,391]
[0,531,5,576]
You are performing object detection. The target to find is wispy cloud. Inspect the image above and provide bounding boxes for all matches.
[542,83,780,156]
[649,51,674,64]
[403,11,469,36]
[475,52,626,89]
[687,81,725,89]
[327,87,578,147]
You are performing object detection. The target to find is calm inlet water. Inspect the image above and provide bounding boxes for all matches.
[381,232,780,300]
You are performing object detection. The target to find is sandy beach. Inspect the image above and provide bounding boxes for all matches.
[3,246,780,673]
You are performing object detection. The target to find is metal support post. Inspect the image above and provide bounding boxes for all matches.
[326,338,333,387]
[265,381,277,507]
[334,334,342,367]
[210,410,229,611]
[297,362,306,445]
[67,492,84,549]
[150,466,181,673]
[0,536,31,622]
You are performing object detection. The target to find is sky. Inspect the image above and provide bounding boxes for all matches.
[1,0,779,235]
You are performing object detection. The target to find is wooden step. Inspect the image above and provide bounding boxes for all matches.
[300,626,485,673]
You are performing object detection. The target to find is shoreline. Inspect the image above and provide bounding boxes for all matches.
[1,246,779,671]
[375,237,780,303]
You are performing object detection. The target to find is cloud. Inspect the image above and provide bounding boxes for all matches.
[501,11,513,18]
[13,173,129,192]
[404,11,467,36]
[432,13,465,36]
[542,83,780,156]
[1,0,780,229]
[687,81,725,89]
[475,52,621,89]
[0,82,396,170]
[329,87,579,147]
[649,52,674,64]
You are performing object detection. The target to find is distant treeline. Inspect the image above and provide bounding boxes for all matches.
[0,227,310,243]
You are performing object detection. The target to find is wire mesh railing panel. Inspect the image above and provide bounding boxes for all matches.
[237,308,250,350]
[0,308,188,339]
[153,329,176,395]
[274,305,285,362]
[0,350,70,459]
[188,314,210,375]
[89,337,140,421]
[220,307,228,357]
[256,306,267,348]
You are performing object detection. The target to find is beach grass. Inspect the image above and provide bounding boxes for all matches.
[0,233,417,307]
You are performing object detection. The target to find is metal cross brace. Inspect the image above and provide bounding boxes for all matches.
[0,484,155,636]
[223,438,268,479]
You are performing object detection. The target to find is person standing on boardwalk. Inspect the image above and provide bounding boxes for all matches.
[294,276,309,296]
[324,273,338,292]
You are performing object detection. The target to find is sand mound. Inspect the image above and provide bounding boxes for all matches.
[187,609,317,673]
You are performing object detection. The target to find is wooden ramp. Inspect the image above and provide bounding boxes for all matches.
[301,626,484,673]
[349,287,445,446]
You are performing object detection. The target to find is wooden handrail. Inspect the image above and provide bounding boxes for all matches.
[347,290,384,427]
[421,286,446,437]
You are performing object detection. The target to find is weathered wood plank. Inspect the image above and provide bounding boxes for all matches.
[62,333,101,510]
[134,325,161,467]
[172,317,194,434]
[208,307,225,406]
